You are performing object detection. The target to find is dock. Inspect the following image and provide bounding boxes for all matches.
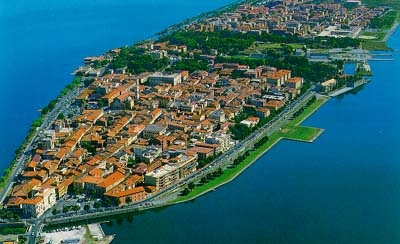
[329,87,353,97]
[370,58,395,61]
[329,79,369,97]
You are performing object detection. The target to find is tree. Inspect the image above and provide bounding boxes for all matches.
[62,206,70,213]
[201,177,208,184]
[182,188,190,196]
[93,202,101,209]
[57,113,65,120]
[84,204,90,211]
[52,208,58,215]
[125,196,132,204]
[188,182,195,190]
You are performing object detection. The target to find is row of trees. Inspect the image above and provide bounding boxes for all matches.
[197,153,222,169]
[181,168,224,196]
[166,59,209,73]
[369,11,398,29]
[291,96,316,119]
[0,209,20,222]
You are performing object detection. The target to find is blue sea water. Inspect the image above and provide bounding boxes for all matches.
[0,0,236,172]
[2,1,400,243]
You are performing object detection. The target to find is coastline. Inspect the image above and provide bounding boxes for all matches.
[41,94,326,227]
[383,21,399,42]
[168,97,329,205]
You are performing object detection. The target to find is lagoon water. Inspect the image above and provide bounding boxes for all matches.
[2,1,400,243]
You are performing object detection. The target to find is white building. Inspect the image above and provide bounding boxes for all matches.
[22,187,56,218]
[145,165,179,191]
[148,72,182,86]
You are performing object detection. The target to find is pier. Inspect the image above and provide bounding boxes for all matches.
[329,79,370,97]
[370,58,395,61]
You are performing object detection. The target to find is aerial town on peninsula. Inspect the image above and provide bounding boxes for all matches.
[0,1,396,241]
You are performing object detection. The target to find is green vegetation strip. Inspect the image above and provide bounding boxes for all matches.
[361,40,389,50]
[288,97,327,125]
[277,125,321,142]
[170,97,328,203]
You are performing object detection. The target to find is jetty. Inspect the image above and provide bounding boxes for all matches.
[370,58,395,61]
[330,79,370,97]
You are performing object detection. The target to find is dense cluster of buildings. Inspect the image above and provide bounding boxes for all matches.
[4,58,305,217]
[187,0,386,38]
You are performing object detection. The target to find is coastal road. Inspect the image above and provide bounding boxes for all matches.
[0,85,84,204]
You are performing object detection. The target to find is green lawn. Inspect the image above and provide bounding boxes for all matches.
[275,97,327,142]
[243,43,303,54]
[359,31,386,40]
[288,98,327,126]
[361,40,389,50]
[169,97,328,204]
[277,125,321,142]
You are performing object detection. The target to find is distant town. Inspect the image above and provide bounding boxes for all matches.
[0,0,397,243]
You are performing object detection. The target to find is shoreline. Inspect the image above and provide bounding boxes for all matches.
[383,21,399,42]
[168,97,329,206]
[41,95,327,227]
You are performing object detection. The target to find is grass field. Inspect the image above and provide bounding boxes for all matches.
[359,31,386,40]
[277,125,322,142]
[170,97,328,204]
[242,43,304,55]
[361,40,390,50]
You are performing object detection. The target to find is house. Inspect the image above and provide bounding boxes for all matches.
[104,186,146,205]
[96,171,126,193]
[266,100,284,111]
[317,78,337,93]
[285,77,304,89]
[22,187,56,218]
[148,72,182,86]
[267,69,291,87]
[240,117,260,127]
[256,107,271,118]
[187,146,214,160]
[144,165,179,191]
[142,124,167,139]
